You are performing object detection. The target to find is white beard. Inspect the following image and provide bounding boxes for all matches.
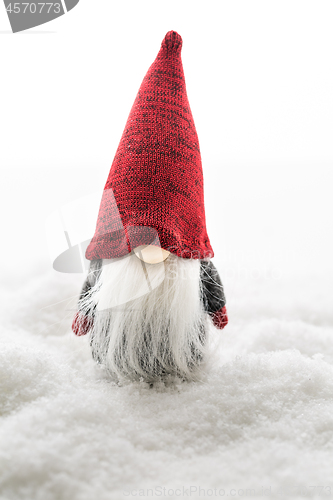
[78,253,210,383]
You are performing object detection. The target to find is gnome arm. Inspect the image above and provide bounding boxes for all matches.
[200,261,228,330]
[72,260,102,336]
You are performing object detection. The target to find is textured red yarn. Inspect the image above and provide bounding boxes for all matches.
[212,306,228,330]
[86,31,213,261]
[72,311,93,336]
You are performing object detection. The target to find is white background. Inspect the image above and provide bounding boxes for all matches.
[1,0,332,289]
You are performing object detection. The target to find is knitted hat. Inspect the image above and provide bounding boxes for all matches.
[86,31,213,261]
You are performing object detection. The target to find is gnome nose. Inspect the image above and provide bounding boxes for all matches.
[161,31,183,53]
[134,245,170,264]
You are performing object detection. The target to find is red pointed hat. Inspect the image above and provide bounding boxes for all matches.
[86,31,214,261]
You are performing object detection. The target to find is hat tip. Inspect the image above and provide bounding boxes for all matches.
[161,31,182,53]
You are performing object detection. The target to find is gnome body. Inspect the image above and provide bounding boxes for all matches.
[72,31,228,383]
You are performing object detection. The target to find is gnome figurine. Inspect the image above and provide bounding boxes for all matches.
[72,31,228,383]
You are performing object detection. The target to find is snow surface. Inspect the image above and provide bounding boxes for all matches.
[1,269,333,500]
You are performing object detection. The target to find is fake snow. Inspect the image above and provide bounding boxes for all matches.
[1,269,333,500]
